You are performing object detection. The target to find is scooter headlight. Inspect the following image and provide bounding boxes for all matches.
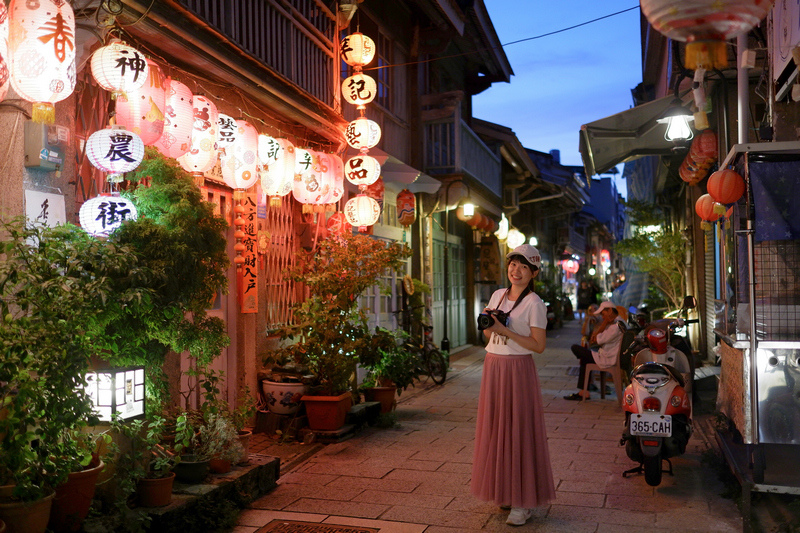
[670,395,682,408]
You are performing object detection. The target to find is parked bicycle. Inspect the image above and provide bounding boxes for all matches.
[393,306,448,385]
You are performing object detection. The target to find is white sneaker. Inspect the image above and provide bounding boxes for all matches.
[506,507,532,526]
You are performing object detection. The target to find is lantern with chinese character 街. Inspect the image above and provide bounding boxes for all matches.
[90,41,149,97]
[260,136,295,207]
[640,0,773,70]
[397,189,416,226]
[8,0,76,123]
[695,193,722,230]
[86,125,145,181]
[327,211,352,236]
[154,79,193,159]
[115,58,166,146]
[345,117,381,152]
[344,194,381,232]
[342,72,376,109]
[177,94,219,175]
[340,32,375,68]
[221,119,258,190]
[344,154,380,188]
[0,1,9,103]
[79,194,138,237]
[707,168,745,207]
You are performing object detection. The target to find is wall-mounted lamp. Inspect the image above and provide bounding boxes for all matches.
[657,101,694,142]
[528,236,538,247]
[84,366,146,422]
[441,179,472,352]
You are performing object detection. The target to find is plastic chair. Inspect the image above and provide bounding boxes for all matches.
[581,355,624,407]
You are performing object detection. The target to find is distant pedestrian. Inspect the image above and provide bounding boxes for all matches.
[471,244,556,526]
[576,280,593,320]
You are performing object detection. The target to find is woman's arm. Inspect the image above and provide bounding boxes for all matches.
[486,322,546,353]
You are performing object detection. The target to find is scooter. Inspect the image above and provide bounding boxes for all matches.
[619,296,698,486]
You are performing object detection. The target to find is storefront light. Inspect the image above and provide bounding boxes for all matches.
[84,366,146,422]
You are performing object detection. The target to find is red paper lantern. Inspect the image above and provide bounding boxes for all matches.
[484,217,499,234]
[695,194,722,222]
[396,189,416,226]
[115,58,167,146]
[326,211,352,236]
[707,169,745,205]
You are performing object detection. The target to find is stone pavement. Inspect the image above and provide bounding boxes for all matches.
[235,319,743,532]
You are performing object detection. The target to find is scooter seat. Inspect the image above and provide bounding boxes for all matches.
[631,361,685,388]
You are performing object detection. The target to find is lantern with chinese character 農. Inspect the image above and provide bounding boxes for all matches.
[344,193,381,232]
[397,189,416,227]
[84,366,145,422]
[154,78,193,159]
[115,58,166,146]
[342,72,376,109]
[344,154,381,188]
[259,136,295,207]
[327,211,352,236]
[177,94,219,178]
[221,119,259,190]
[79,194,138,237]
[640,0,773,70]
[86,125,145,182]
[8,0,76,123]
[695,193,722,230]
[0,1,9,103]
[707,168,745,210]
[90,40,149,98]
[345,117,381,152]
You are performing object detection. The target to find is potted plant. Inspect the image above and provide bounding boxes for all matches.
[269,232,410,431]
[260,352,312,416]
[361,327,421,413]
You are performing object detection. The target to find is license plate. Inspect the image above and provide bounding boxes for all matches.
[630,413,672,437]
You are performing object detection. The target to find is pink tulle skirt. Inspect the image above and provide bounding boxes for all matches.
[470,352,556,508]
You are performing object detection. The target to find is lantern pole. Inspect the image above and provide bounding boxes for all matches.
[441,179,470,353]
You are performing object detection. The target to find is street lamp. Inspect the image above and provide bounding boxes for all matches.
[441,179,473,352]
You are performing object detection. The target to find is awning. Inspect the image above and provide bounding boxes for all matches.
[345,148,441,195]
[579,95,684,177]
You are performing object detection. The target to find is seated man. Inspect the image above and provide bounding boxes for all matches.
[564,301,626,400]
[580,303,600,347]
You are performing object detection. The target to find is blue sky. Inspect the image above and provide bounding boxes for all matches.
[473,2,642,197]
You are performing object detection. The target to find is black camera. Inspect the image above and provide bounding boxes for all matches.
[477,309,510,331]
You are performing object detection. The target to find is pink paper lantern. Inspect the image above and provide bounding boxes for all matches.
[221,119,258,190]
[293,149,323,212]
[8,0,76,123]
[341,32,376,68]
[86,126,144,179]
[259,137,295,207]
[154,79,193,159]
[320,153,344,207]
[344,154,380,188]
[0,2,9,103]
[90,41,148,96]
[115,58,166,146]
[344,194,380,232]
[345,117,381,152]
[326,211,352,236]
[177,94,219,174]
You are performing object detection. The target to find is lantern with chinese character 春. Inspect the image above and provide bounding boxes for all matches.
[79,194,138,237]
[397,189,416,226]
[115,58,166,146]
[154,79,193,159]
[90,41,149,97]
[0,1,9,103]
[86,125,144,181]
[345,117,381,152]
[221,119,258,190]
[345,194,381,232]
[9,0,76,123]
[259,136,295,207]
[177,94,219,176]
[340,32,375,68]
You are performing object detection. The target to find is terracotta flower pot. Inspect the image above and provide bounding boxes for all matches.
[364,386,396,413]
[136,472,175,508]
[237,429,252,465]
[48,460,105,532]
[0,490,55,533]
[301,392,352,431]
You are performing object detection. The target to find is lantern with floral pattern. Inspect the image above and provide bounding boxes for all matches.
[154,79,193,159]
[221,119,258,190]
[9,0,76,123]
[115,58,166,146]
[259,136,295,207]
[177,94,219,175]
[86,125,144,181]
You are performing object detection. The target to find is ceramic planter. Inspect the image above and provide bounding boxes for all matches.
[261,380,307,415]
[48,460,105,533]
[0,490,55,533]
[364,386,396,413]
[237,429,252,465]
[301,392,352,431]
[136,472,175,507]
[174,455,209,484]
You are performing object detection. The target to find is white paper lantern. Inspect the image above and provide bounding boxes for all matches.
[344,194,380,232]
[0,1,9,103]
[217,113,237,157]
[79,195,138,237]
[178,94,219,174]
[342,73,376,107]
[323,153,344,206]
[345,154,380,188]
[90,41,148,96]
[293,149,321,212]
[221,119,258,190]
[259,136,294,207]
[9,0,76,123]
[86,126,144,180]
[154,79,193,159]
[340,32,375,68]
[345,117,381,152]
[506,228,526,249]
[115,58,166,145]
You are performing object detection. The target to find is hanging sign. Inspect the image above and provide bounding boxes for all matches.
[239,193,258,313]
[25,190,66,227]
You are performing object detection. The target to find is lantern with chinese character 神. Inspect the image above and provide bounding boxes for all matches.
[86,125,145,181]
[695,193,722,230]
[177,94,219,175]
[327,211,352,236]
[340,32,375,68]
[259,136,295,207]
[0,1,9,102]
[345,117,381,152]
[397,189,416,226]
[707,168,745,207]
[115,58,166,146]
[344,154,380,188]
[345,194,381,232]
[640,0,773,70]
[154,79,193,159]
[221,119,258,190]
[8,0,76,123]
[342,72,376,109]
[90,41,148,97]
[79,194,138,237]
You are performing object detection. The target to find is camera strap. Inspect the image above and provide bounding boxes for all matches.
[498,286,531,316]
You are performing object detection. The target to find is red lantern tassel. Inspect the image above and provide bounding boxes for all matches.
[269,196,282,208]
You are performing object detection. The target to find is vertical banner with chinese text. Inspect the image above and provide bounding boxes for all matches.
[239,193,258,313]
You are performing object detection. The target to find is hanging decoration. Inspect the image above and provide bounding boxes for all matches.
[326,211,352,236]
[344,193,381,231]
[344,116,381,152]
[238,194,258,313]
[8,0,76,123]
[86,125,145,182]
[495,213,509,240]
[90,40,148,99]
[115,58,166,146]
[344,154,381,188]
[79,194,138,237]
[259,136,295,207]
[323,153,345,211]
[396,189,416,227]
[220,119,258,190]
[341,32,376,67]
[0,1,9,103]
[177,94,219,179]
[707,168,745,208]
[679,129,717,185]
[506,228,526,249]
[695,193,722,230]
[154,79,193,159]
[640,1,773,70]
[342,71,376,109]
[292,148,320,213]
[562,259,580,274]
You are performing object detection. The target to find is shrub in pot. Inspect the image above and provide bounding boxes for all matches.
[361,327,421,412]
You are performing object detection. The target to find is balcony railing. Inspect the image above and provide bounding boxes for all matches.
[424,117,502,197]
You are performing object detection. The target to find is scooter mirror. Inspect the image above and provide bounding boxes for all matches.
[683,295,697,309]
